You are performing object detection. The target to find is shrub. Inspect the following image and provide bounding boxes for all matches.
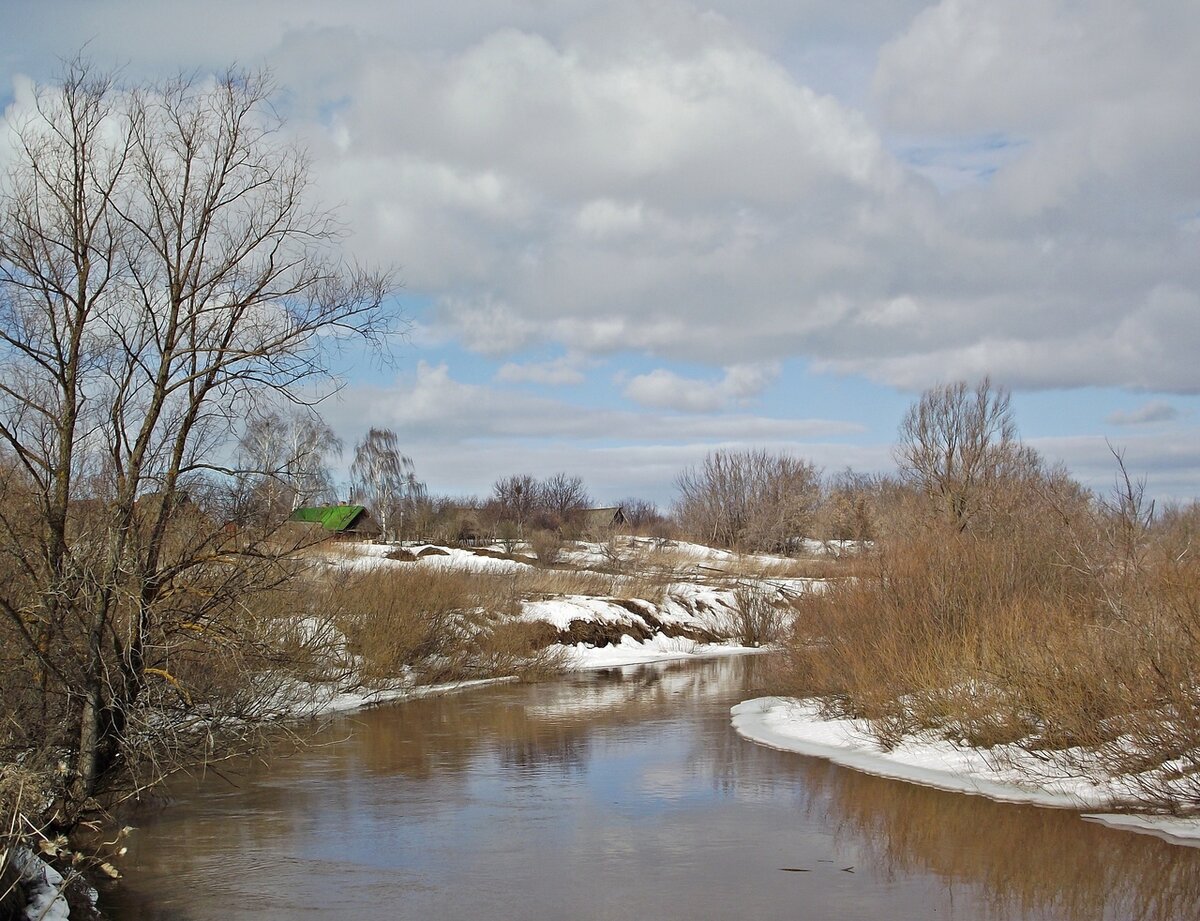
[733,583,787,647]
[528,529,565,567]
[780,447,1200,810]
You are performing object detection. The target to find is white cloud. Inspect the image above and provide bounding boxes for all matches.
[1030,430,1200,504]
[435,296,539,355]
[496,353,590,386]
[334,361,856,445]
[4,0,1200,435]
[623,363,780,412]
[317,359,875,501]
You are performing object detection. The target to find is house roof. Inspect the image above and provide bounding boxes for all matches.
[581,506,625,528]
[288,505,368,532]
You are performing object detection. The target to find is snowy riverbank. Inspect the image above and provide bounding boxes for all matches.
[10,538,805,919]
[316,537,809,685]
[732,696,1200,848]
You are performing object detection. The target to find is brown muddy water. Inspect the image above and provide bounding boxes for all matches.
[101,657,1200,920]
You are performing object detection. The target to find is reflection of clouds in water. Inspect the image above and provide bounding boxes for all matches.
[524,684,644,720]
[635,763,712,801]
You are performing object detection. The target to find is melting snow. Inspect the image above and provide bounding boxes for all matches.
[732,696,1200,846]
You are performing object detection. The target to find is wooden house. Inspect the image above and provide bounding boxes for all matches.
[287,504,382,540]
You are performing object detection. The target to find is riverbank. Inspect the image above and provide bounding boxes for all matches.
[308,536,808,691]
[732,696,1200,849]
[5,536,805,920]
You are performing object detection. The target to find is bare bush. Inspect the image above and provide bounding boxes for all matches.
[674,449,820,552]
[733,583,787,647]
[529,529,566,567]
[817,468,881,546]
[471,620,566,681]
[783,398,1200,811]
[326,568,572,684]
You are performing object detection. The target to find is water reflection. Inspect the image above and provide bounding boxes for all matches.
[802,765,1200,921]
[103,657,1200,921]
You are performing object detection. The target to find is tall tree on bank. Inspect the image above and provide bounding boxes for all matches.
[674,449,821,552]
[895,378,1030,533]
[0,60,395,831]
[350,428,422,540]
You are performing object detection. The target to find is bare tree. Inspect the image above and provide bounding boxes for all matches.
[674,449,820,552]
[895,378,1024,532]
[237,406,342,524]
[0,60,395,832]
[539,472,591,534]
[350,428,423,541]
[490,473,542,538]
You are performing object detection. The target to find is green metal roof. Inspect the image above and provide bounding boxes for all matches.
[288,505,367,531]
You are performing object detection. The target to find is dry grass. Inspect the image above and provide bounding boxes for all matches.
[311,563,612,685]
[285,535,798,694]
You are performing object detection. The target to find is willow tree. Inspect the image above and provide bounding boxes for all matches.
[0,60,395,831]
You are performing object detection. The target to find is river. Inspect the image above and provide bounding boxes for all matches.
[101,656,1200,920]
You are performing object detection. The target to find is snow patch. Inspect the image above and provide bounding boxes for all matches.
[10,847,70,921]
[309,676,519,716]
[563,635,763,669]
[1081,813,1200,848]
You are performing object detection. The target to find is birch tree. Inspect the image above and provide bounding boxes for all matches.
[350,428,421,540]
[238,406,342,523]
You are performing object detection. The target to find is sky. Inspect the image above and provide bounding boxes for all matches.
[1,0,1198,506]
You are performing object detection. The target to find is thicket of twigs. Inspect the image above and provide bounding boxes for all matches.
[781,381,1200,813]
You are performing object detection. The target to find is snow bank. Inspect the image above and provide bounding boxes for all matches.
[307,676,519,716]
[563,635,763,669]
[1080,813,1200,849]
[732,697,1200,845]
[519,594,642,631]
[329,543,534,574]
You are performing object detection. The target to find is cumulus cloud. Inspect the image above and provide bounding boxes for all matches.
[622,363,780,412]
[301,1,1199,393]
[4,0,1200,503]
[7,1,1197,394]
[496,353,589,386]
